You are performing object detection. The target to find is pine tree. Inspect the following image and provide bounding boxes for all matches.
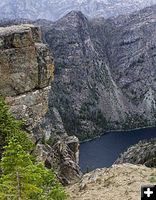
[0,98,68,200]
[0,138,68,200]
[0,97,33,154]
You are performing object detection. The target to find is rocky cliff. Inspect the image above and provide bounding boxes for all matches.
[41,11,129,140]
[36,6,156,140]
[0,24,54,136]
[67,164,156,200]
[0,24,81,185]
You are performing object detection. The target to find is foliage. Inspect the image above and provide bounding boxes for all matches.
[122,113,149,130]
[0,98,68,200]
[0,139,68,200]
[0,97,33,153]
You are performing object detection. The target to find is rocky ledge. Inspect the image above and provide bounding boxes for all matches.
[67,164,156,200]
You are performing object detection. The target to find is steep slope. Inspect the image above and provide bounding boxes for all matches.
[43,11,129,140]
[115,138,156,167]
[0,24,54,135]
[67,164,156,200]
[104,5,156,123]
[0,0,155,21]
[38,6,156,140]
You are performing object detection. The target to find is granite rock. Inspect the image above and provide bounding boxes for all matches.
[0,24,54,133]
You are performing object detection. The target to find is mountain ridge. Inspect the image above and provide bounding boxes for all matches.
[40,5,156,139]
[0,0,155,21]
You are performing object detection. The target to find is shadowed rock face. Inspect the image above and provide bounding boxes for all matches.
[38,6,156,140]
[35,136,82,185]
[42,11,129,140]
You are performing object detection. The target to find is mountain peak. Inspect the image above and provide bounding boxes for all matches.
[63,10,87,21]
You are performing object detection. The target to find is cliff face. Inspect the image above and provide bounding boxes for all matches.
[41,11,129,140]
[104,5,156,122]
[0,6,155,140]
[0,24,81,185]
[0,24,54,136]
[37,6,156,140]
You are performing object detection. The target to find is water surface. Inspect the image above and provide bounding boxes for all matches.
[79,127,156,172]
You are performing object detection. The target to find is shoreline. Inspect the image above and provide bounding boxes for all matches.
[80,125,156,144]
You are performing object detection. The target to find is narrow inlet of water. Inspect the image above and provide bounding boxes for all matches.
[79,127,156,172]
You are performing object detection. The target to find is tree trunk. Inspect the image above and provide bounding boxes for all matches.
[16,170,21,200]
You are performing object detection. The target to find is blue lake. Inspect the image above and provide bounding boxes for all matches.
[79,127,156,172]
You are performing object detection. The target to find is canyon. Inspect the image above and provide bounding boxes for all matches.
[1,5,155,141]
[0,4,155,198]
[36,5,156,140]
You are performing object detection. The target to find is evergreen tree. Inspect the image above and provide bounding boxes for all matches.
[0,98,68,200]
[0,138,68,200]
[0,97,33,154]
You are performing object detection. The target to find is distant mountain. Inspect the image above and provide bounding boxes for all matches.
[0,0,155,21]
[35,5,156,139]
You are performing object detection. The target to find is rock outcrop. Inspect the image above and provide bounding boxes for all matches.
[0,24,54,135]
[115,138,156,167]
[35,136,82,185]
[67,164,156,200]
[0,24,81,185]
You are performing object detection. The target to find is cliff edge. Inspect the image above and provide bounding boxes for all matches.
[0,24,54,135]
[67,164,156,200]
